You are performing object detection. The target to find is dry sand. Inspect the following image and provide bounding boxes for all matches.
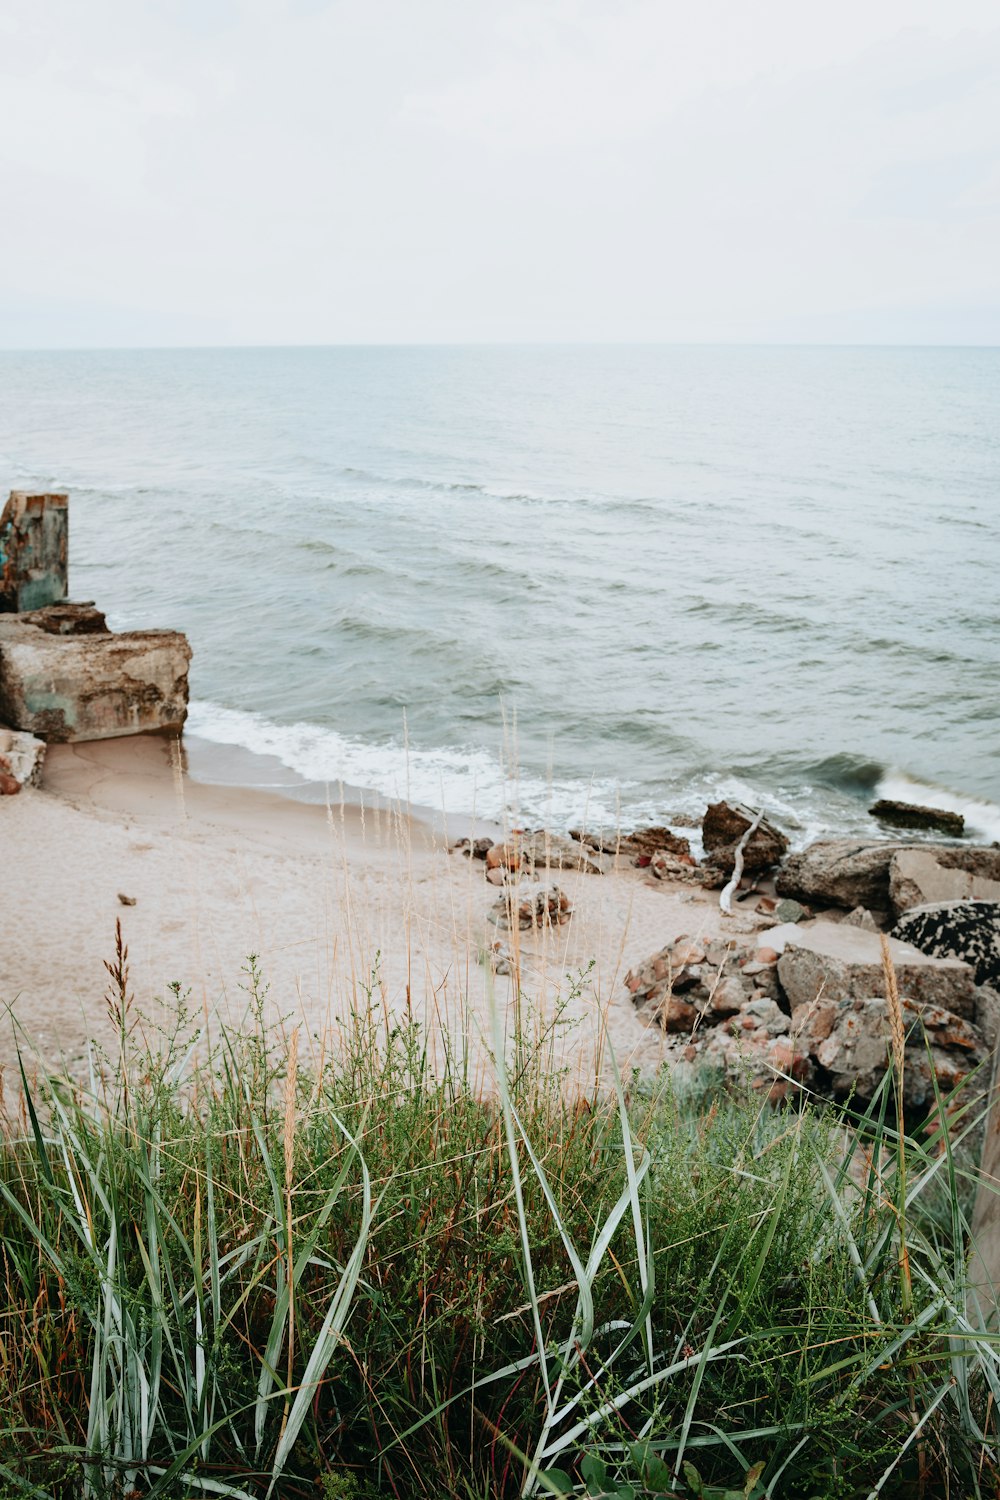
[0,735,753,1089]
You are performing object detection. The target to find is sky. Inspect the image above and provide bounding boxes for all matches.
[2,0,999,347]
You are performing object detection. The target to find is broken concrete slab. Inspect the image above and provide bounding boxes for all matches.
[889,848,1000,915]
[768,919,979,1019]
[0,492,68,612]
[777,838,1000,914]
[0,724,46,790]
[0,615,191,741]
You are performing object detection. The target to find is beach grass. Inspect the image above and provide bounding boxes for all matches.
[2,929,1000,1499]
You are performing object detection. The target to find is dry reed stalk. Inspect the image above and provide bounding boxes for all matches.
[880,933,906,1085]
[282,1026,300,1435]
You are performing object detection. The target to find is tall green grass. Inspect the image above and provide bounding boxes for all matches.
[2,929,1000,1498]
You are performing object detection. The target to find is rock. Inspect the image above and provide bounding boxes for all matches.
[701,1000,813,1101]
[19,601,109,636]
[117,892,137,906]
[0,725,46,788]
[0,614,191,741]
[489,882,572,932]
[892,903,1000,990]
[572,825,693,863]
[649,994,698,1033]
[798,994,987,1105]
[487,830,607,876]
[774,898,806,924]
[889,847,1000,915]
[649,850,708,885]
[776,839,903,910]
[0,768,20,795]
[487,939,513,975]
[627,933,758,1028]
[702,801,789,874]
[485,866,508,887]
[452,836,494,860]
[843,906,879,931]
[769,919,979,1019]
[869,799,965,836]
[0,491,68,612]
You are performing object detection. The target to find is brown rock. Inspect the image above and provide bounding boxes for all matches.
[870,799,964,836]
[702,801,789,874]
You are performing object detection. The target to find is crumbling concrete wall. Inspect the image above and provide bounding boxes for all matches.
[0,492,68,612]
[0,613,191,741]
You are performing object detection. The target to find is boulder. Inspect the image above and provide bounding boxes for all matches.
[769,919,979,1019]
[648,850,708,885]
[797,994,987,1105]
[702,801,789,874]
[0,725,46,790]
[775,839,904,910]
[869,798,965,836]
[889,848,1000,915]
[0,614,191,741]
[489,882,572,931]
[892,903,1000,990]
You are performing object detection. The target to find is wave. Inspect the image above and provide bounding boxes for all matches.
[184,701,642,827]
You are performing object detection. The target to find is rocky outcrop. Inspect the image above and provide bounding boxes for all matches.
[0,613,191,740]
[889,848,1000,914]
[0,725,46,793]
[892,903,1000,990]
[869,799,964,836]
[769,919,979,1019]
[625,933,782,1030]
[701,801,789,877]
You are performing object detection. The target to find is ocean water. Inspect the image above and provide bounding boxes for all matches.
[1,344,998,841]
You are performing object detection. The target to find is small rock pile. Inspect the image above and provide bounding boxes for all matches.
[490,882,572,932]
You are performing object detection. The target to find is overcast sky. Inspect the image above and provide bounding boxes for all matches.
[2,0,999,346]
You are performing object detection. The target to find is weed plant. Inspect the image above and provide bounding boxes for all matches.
[1,930,999,1499]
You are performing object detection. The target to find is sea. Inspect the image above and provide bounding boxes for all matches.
[1,344,998,843]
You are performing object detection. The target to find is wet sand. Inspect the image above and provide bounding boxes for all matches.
[0,735,746,1089]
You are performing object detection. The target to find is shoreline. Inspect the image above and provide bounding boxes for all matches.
[1,731,740,1083]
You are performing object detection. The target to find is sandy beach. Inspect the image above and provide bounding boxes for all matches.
[0,734,744,1088]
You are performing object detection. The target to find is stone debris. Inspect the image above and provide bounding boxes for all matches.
[889,848,1000,915]
[0,725,46,793]
[117,893,137,907]
[479,830,608,877]
[452,836,495,861]
[892,902,1000,991]
[869,798,965,836]
[795,994,987,1106]
[489,882,572,932]
[626,918,991,1105]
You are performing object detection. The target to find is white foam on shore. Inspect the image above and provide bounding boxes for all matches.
[874,769,1000,843]
[185,700,641,829]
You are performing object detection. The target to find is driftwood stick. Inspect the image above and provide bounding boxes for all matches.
[719,807,765,915]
